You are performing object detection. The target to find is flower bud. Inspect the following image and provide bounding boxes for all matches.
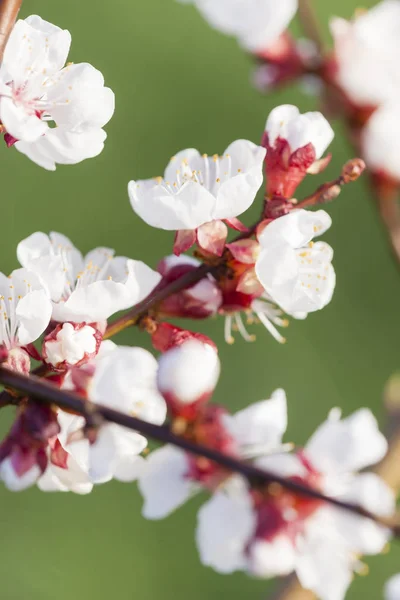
[43,322,102,370]
[157,339,220,420]
[157,255,222,320]
[152,322,217,353]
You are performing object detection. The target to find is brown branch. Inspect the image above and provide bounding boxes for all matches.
[297,0,325,54]
[0,0,22,60]
[105,263,214,338]
[0,365,399,533]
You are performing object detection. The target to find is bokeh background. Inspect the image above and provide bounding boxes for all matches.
[0,0,398,598]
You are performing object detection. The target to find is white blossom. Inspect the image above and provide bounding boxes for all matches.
[39,344,167,490]
[138,389,287,519]
[181,0,298,53]
[17,231,161,322]
[361,104,400,180]
[0,15,114,169]
[128,140,265,231]
[197,408,393,600]
[265,104,334,159]
[330,1,400,108]
[255,209,336,314]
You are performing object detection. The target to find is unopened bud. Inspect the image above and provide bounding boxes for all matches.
[342,158,366,183]
[321,184,342,203]
[157,339,220,420]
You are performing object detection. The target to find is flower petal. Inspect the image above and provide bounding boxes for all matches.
[138,445,196,519]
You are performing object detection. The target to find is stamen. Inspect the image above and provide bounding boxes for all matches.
[224,315,235,345]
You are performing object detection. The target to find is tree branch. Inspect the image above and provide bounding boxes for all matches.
[0,0,22,60]
[0,365,399,533]
[105,263,214,338]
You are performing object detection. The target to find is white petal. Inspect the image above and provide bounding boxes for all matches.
[138,445,196,519]
[195,0,298,52]
[258,209,332,249]
[0,97,48,142]
[114,454,146,483]
[16,288,52,345]
[385,574,400,600]
[47,63,114,129]
[0,458,41,491]
[89,424,146,484]
[249,536,297,578]
[330,473,394,555]
[224,388,287,456]
[306,408,388,474]
[128,178,216,230]
[90,346,166,424]
[265,105,334,157]
[196,484,256,573]
[212,140,265,220]
[296,535,353,600]
[52,258,161,322]
[2,17,71,82]
[362,104,400,180]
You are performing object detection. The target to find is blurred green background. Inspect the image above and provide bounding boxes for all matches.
[0,0,398,598]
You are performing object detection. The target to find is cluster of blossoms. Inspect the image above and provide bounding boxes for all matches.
[0,6,399,600]
[180,0,400,193]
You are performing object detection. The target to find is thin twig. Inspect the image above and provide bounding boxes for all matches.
[0,0,22,60]
[0,365,399,533]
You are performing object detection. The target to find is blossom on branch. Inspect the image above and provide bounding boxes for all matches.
[138,373,287,519]
[39,343,167,491]
[197,407,393,600]
[262,104,334,198]
[255,209,336,314]
[330,1,400,110]
[0,267,52,373]
[361,104,400,182]
[17,231,161,323]
[128,140,265,256]
[180,0,298,54]
[0,15,115,170]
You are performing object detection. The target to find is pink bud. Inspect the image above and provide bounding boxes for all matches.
[152,322,217,353]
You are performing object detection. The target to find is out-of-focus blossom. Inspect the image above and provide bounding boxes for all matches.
[361,104,400,181]
[197,408,393,600]
[180,0,298,53]
[138,387,286,519]
[385,574,400,600]
[330,1,400,109]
